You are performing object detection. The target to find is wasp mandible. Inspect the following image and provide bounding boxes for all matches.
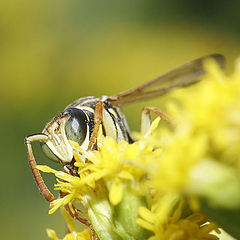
[24,54,225,203]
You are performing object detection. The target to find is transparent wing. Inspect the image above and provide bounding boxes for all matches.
[108,54,225,106]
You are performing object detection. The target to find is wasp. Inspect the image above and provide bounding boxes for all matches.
[24,54,225,203]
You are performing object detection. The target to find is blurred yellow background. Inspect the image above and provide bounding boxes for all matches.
[1,1,240,239]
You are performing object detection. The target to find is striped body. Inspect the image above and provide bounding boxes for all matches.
[65,96,134,148]
[41,96,134,173]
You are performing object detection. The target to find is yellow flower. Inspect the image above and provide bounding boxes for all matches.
[46,207,93,240]
[137,196,220,240]
[168,58,240,168]
[150,129,207,195]
[38,119,162,211]
[46,228,92,240]
[38,58,240,240]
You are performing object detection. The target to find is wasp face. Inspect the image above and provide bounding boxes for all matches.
[41,113,73,163]
[41,108,93,163]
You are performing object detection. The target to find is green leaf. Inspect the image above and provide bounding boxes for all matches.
[187,159,240,239]
[188,160,240,208]
[200,200,240,239]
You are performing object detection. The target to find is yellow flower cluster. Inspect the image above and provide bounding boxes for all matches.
[38,57,240,240]
[38,120,162,214]
[47,226,92,240]
[137,197,220,240]
[47,207,93,240]
[168,58,240,168]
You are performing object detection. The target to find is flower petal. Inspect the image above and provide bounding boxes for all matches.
[118,170,133,180]
[109,178,122,205]
[46,228,59,240]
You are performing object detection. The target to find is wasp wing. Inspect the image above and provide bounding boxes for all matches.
[108,54,225,107]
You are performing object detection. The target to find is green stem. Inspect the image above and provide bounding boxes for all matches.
[114,185,152,240]
[87,187,121,240]
[86,183,152,240]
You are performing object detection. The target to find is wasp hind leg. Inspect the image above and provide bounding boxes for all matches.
[141,106,175,135]
[24,134,55,202]
[63,201,99,239]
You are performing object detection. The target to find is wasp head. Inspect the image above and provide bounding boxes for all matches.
[41,113,74,163]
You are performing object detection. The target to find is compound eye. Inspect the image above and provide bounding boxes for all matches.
[41,142,61,162]
[64,108,88,146]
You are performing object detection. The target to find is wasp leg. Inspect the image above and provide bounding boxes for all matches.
[88,102,105,151]
[64,203,91,227]
[63,203,99,239]
[141,106,175,135]
[24,134,55,202]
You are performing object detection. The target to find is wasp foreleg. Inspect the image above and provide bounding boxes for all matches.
[88,102,104,151]
[24,134,55,202]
